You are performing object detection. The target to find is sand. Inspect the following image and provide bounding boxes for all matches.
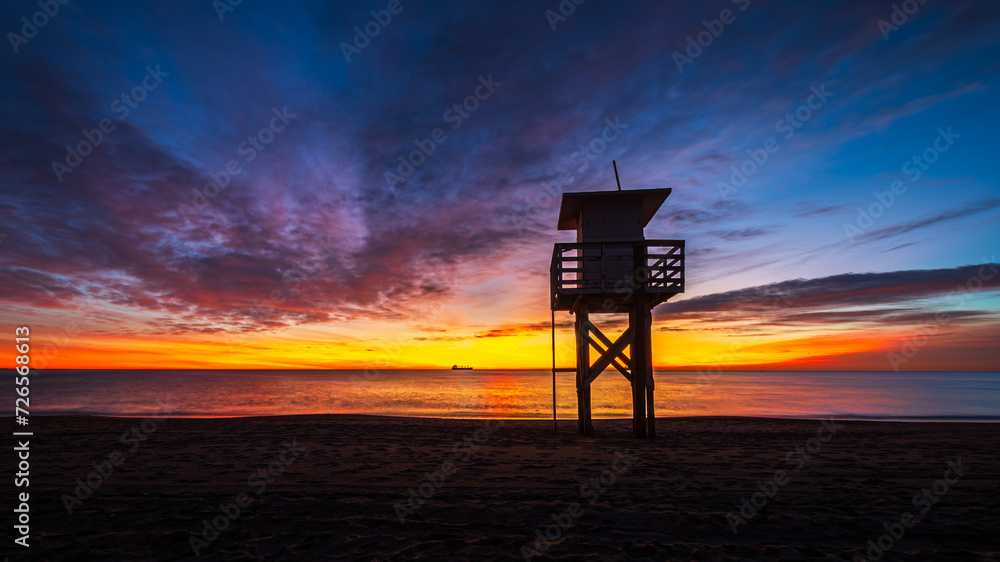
[4,415,998,560]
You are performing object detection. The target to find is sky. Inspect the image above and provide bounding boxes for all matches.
[1,0,998,371]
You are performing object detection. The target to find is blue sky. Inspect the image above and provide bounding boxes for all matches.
[1,0,998,369]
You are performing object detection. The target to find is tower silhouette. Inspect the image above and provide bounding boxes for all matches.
[550,170,684,437]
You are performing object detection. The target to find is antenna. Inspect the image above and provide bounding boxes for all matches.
[613,160,622,191]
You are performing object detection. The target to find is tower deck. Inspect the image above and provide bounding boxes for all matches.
[550,239,684,312]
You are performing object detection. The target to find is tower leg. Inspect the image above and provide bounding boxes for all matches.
[646,384,656,438]
[576,303,592,436]
[645,308,656,439]
[632,246,650,438]
[632,375,647,438]
[575,308,584,436]
[629,306,647,439]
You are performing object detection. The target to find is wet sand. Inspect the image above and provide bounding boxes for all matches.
[4,415,999,560]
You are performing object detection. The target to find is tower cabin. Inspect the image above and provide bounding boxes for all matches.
[550,187,684,438]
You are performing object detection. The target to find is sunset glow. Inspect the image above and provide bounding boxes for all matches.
[2,1,999,372]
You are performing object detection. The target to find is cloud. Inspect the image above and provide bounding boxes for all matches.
[706,227,777,241]
[856,199,1000,243]
[657,263,1000,327]
[1,0,999,357]
[415,321,571,342]
[855,82,988,132]
[791,204,852,218]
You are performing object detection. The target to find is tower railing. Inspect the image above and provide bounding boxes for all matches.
[550,239,684,310]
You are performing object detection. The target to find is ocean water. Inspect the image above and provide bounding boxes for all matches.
[10,369,1000,421]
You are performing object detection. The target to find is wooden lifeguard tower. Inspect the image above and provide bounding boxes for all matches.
[550,167,684,438]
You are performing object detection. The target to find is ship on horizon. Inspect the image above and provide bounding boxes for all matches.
[451,365,473,370]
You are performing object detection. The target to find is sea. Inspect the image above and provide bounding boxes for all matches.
[11,369,1000,421]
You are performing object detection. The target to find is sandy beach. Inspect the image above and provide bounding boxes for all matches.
[5,415,999,560]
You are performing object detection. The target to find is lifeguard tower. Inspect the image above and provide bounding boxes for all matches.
[550,167,684,438]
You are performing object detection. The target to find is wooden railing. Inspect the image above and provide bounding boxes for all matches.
[550,240,684,308]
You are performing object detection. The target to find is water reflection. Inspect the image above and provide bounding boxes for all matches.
[22,369,1000,420]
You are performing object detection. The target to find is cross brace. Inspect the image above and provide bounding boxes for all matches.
[583,321,633,386]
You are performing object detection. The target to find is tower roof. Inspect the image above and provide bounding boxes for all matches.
[556,188,672,230]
